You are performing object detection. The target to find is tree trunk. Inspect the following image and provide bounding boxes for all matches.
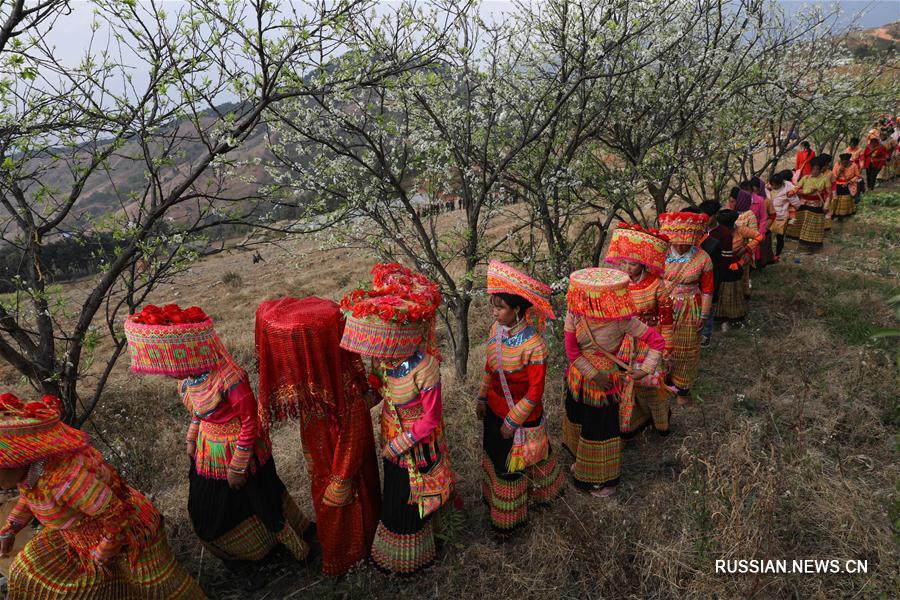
[452,296,471,378]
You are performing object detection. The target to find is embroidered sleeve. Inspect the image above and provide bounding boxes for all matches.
[628,317,663,373]
[1,496,32,535]
[186,418,200,444]
[52,459,134,555]
[409,384,442,443]
[226,379,259,473]
[565,312,599,378]
[505,361,546,429]
[326,393,368,505]
[408,356,442,443]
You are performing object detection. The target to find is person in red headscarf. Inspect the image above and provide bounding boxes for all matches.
[0,394,204,599]
[255,296,381,576]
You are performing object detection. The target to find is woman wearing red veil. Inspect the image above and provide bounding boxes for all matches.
[255,296,381,576]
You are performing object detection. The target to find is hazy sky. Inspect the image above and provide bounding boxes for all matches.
[38,0,898,105]
[45,0,900,60]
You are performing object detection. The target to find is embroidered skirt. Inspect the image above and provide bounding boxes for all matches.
[370,457,437,575]
[669,312,702,392]
[564,386,622,491]
[717,279,747,321]
[187,458,310,563]
[798,205,825,248]
[7,525,204,600]
[832,194,856,218]
[622,386,671,436]
[481,410,563,533]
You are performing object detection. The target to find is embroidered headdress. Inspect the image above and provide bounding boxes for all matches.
[566,267,635,321]
[658,211,709,246]
[604,223,669,275]
[0,394,89,468]
[486,260,556,322]
[340,264,441,363]
[124,304,227,378]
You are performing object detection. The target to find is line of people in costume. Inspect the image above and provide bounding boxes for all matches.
[0,123,892,595]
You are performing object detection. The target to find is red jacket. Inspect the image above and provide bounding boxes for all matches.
[863,144,889,170]
[795,149,815,178]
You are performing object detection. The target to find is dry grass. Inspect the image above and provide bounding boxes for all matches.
[1,187,898,598]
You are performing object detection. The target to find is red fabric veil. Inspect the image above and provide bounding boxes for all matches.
[256,297,364,428]
[255,296,381,576]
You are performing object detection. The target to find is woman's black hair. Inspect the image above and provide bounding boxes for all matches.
[491,292,533,316]
[800,140,811,150]
[729,186,740,200]
[778,169,794,181]
[850,136,860,146]
[769,172,783,186]
[739,180,753,190]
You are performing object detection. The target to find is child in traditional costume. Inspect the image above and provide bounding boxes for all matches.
[0,393,204,600]
[832,153,861,220]
[713,209,757,326]
[476,261,564,535]
[255,296,381,576]
[658,212,715,405]
[339,266,453,575]
[767,172,797,260]
[748,177,774,267]
[124,305,312,585]
[562,267,664,497]
[603,223,674,436]
[787,155,830,252]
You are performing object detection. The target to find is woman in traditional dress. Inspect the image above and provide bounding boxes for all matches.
[767,172,797,261]
[255,296,381,576]
[339,267,453,575]
[832,153,862,221]
[714,206,758,326]
[862,136,889,191]
[562,267,664,497]
[750,176,774,267]
[817,153,835,231]
[604,223,674,436]
[658,212,715,405]
[733,187,763,298]
[124,304,312,586]
[787,155,830,252]
[877,130,897,182]
[846,135,864,195]
[476,261,563,535]
[0,393,204,599]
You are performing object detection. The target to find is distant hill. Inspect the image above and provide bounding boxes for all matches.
[842,20,900,59]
